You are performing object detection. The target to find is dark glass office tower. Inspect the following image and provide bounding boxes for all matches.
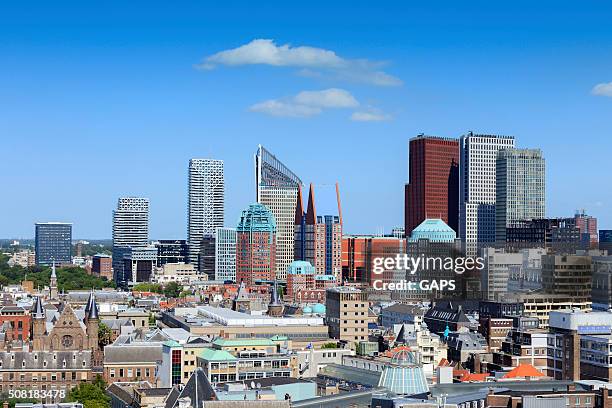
[155,239,189,266]
[35,222,72,265]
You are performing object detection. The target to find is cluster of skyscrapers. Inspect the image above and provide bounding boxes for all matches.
[105,144,342,288]
[405,132,546,256]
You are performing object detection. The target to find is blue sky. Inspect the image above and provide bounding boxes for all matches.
[1,1,611,239]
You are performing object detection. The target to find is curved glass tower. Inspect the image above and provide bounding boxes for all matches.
[255,145,302,281]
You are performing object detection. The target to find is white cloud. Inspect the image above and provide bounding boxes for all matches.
[249,88,358,118]
[248,100,321,118]
[294,88,358,108]
[199,39,402,87]
[350,108,391,122]
[592,82,612,97]
[200,39,343,69]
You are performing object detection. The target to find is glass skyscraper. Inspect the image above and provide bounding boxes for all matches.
[215,227,237,282]
[255,145,302,281]
[35,222,72,266]
[495,148,546,244]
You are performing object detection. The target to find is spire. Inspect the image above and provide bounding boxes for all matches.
[294,184,305,226]
[51,261,57,279]
[270,280,280,306]
[235,281,249,301]
[33,296,45,319]
[305,183,316,225]
[396,323,406,344]
[335,182,343,225]
[86,291,99,320]
[84,291,92,314]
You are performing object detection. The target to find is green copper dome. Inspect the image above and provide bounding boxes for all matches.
[236,203,277,232]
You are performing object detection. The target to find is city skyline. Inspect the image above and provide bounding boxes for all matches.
[2,1,612,238]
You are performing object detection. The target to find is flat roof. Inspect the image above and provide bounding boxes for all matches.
[196,306,324,327]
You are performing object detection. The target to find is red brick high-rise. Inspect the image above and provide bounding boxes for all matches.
[404,135,459,237]
[236,203,277,285]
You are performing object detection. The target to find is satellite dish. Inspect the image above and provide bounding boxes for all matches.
[250,381,256,389]
[256,382,261,389]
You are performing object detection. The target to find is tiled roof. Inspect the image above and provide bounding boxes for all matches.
[199,348,236,362]
[502,363,545,379]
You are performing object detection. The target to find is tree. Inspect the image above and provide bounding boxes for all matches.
[321,342,339,349]
[164,281,181,298]
[98,322,113,349]
[0,255,114,291]
[133,282,163,293]
[66,377,110,408]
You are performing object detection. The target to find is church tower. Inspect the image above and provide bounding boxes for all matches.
[49,261,58,300]
[84,292,99,350]
[267,280,284,317]
[32,296,46,351]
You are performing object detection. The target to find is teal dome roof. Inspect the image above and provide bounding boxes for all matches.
[312,303,326,314]
[409,218,456,242]
[236,203,276,232]
[287,260,315,275]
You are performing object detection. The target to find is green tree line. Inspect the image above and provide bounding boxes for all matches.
[0,253,114,290]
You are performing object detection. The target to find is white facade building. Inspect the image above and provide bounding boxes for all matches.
[112,197,149,285]
[187,159,224,267]
[459,133,515,255]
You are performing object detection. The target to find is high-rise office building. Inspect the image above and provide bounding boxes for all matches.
[575,210,598,248]
[123,245,158,285]
[235,203,276,285]
[506,217,582,253]
[404,135,460,236]
[542,254,593,305]
[187,159,224,267]
[294,183,343,280]
[155,239,189,266]
[34,222,72,265]
[112,197,149,286]
[459,132,515,255]
[198,234,216,280]
[215,227,237,282]
[255,145,302,281]
[600,230,612,254]
[495,149,545,244]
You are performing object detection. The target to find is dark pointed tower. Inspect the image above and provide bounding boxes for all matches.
[294,184,306,261]
[32,296,46,350]
[85,292,99,350]
[305,183,316,225]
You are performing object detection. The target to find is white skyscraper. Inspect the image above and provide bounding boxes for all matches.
[215,227,236,282]
[112,197,149,285]
[459,133,515,255]
[187,159,224,267]
[255,145,302,281]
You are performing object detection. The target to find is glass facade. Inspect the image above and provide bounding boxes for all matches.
[35,222,72,266]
